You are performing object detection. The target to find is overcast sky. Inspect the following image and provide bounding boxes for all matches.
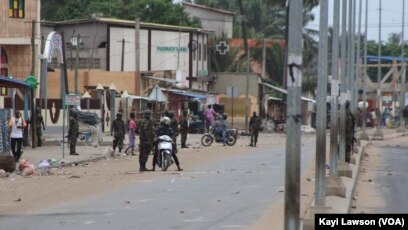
[309,0,407,42]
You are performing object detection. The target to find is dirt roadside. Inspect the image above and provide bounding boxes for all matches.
[0,133,315,230]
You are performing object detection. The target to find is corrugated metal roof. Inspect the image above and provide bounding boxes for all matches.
[42,17,214,33]
[182,2,235,16]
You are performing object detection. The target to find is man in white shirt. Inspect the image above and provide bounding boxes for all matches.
[8,110,27,162]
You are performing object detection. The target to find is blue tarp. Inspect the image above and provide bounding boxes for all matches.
[0,76,30,88]
[169,91,207,100]
[366,55,408,63]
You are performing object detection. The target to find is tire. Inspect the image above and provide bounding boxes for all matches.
[161,152,167,171]
[162,152,172,171]
[226,134,236,146]
[201,134,213,147]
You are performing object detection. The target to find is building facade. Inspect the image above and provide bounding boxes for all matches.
[0,0,41,81]
[182,2,234,39]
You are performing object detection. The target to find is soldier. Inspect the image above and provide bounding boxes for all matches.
[139,110,155,171]
[180,110,189,148]
[111,112,126,153]
[345,101,355,163]
[68,112,79,155]
[35,107,45,147]
[249,111,262,147]
[168,110,179,152]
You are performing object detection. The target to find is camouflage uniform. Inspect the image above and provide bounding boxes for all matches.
[180,111,189,148]
[169,114,179,152]
[249,112,262,147]
[111,113,126,152]
[139,111,155,171]
[345,103,355,163]
[35,107,45,147]
[68,113,79,155]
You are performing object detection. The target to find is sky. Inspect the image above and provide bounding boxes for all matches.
[310,0,407,42]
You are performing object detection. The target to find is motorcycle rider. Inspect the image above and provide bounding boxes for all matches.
[152,116,183,171]
[168,110,179,153]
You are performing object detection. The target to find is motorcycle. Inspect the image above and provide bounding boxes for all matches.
[156,135,174,171]
[273,119,286,133]
[201,126,238,147]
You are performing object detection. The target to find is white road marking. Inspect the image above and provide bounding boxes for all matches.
[84,220,95,225]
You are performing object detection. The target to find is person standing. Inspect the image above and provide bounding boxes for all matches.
[249,112,262,147]
[138,110,154,171]
[68,112,79,155]
[345,101,355,163]
[203,105,216,132]
[124,112,137,155]
[180,110,189,148]
[35,107,45,147]
[111,112,126,153]
[8,110,27,161]
[168,110,179,153]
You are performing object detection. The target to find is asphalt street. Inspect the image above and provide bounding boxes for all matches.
[0,139,316,230]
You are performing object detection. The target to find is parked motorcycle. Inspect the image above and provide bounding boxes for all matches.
[156,135,174,171]
[201,127,238,147]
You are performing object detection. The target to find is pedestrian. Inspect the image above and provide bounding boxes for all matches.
[8,110,27,162]
[180,110,189,148]
[124,112,137,155]
[152,116,183,171]
[138,110,155,171]
[168,110,179,153]
[203,105,216,132]
[345,101,355,163]
[111,112,126,153]
[249,111,262,147]
[403,106,408,128]
[35,107,45,147]
[68,112,79,156]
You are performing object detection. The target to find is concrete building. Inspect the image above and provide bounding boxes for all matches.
[0,0,41,83]
[182,2,234,38]
[41,17,213,94]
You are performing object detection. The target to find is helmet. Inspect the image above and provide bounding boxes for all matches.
[116,112,122,118]
[160,116,171,127]
[143,110,152,118]
[168,110,175,119]
[222,113,228,120]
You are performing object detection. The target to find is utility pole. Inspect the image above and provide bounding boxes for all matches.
[339,0,348,162]
[31,20,37,149]
[118,38,130,72]
[284,0,303,229]
[135,18,141,97]
[398,0,406,132]
[262,38,266,78]
[359,0,370,140]
[74,33,80,94]
[238,0,250,132]
[373,0,384,140]
[330,0,341,176]
[315,0,329,207]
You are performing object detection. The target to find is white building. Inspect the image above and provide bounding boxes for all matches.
[182,2,234,38]
[41,17,213,91]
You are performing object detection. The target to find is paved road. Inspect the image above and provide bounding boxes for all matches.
[0,139,316,230]
[351,135,408,213]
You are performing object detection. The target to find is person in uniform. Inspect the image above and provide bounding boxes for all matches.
[68,112,79,155]
[180,110,189,148]
[249,112,262,147]
[152,116,183,171]
[138,110,154,171]
[35,107,45,147]
[345,101,355,163]
[111,112,126,153]
[168,110,179,153]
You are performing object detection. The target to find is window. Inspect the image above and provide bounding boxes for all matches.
[203,44,207,61]
[198,43,202,61]
[9,0,25,18]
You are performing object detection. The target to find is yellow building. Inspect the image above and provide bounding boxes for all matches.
[0,0,41,84]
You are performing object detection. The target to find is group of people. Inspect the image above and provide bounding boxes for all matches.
[204,105,262,147]
[108,109,189,172]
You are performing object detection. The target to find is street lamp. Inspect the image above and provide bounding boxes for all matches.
[96,83,104,131]
[121,90,129,122]
[82,91,91,111]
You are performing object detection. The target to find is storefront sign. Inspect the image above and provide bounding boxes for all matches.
[156,46,188,53]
